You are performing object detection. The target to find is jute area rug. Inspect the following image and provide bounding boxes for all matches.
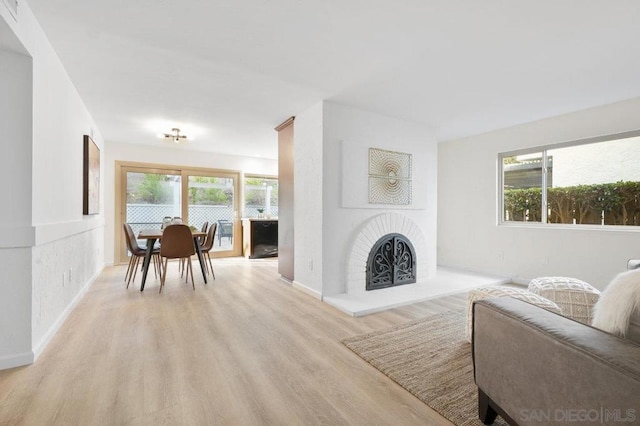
[342,310,508,426]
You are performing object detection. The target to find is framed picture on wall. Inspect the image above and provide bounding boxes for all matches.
[368,147,412,205]
[83,135,100,215]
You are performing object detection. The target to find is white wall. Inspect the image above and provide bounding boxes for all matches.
[104,141,278,264]
[550,137,640,187]
[0,3,105,369]
[32,228,104,353]
[292,102,324,295]
[320,102,438,296]
[0,41,33,367]
[0,49,31,228]
[438,96,640,289]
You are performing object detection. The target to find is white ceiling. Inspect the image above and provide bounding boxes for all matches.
[26,0,640,159]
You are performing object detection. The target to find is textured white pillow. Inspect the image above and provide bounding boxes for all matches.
[466,286,561,342]
[592,269,640,337]
[528,277,600,324]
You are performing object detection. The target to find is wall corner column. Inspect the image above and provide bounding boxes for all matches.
[276,117,295,281]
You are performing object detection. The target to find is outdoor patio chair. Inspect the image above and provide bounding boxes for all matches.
[218,219,233,246]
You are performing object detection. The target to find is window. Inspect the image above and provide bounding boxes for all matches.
[500,132,640,226]
[244,176,278,218]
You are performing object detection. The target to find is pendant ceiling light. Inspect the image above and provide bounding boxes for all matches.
[163,128,187,144]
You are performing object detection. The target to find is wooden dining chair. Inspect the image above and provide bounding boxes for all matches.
[199,223,217,279]
[199,221,209,244]
[123,223,160,288]
[159,224,197,293]
[179,221,209,277]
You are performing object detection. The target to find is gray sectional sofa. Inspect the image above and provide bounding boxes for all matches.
[472,297,640,425]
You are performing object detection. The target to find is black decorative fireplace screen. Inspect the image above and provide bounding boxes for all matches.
[366,233,416,291]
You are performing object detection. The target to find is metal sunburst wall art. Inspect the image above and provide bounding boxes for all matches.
[368,148,412,205]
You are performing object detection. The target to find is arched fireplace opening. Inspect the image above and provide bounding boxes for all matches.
[366,233,416,291]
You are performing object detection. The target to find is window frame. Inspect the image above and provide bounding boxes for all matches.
[498,129,640,230]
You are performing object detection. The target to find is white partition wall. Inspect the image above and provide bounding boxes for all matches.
[292,101,438,299]
[0,3,105,369]
[0,22,35,369]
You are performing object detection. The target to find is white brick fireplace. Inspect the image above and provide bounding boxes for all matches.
[346,212,428,294]
[293,102,507,315]
[323,211,508,316]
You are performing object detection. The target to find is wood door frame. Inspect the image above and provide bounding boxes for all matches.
[115,160,242,264]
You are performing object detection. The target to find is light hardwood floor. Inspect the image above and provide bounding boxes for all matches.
[0,258,468,425]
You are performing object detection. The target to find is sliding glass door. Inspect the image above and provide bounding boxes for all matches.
[187,174,237,252]
[124,169,181,242]
[116,162,241,264]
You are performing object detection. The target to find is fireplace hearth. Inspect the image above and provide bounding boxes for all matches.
[366,233,416,291]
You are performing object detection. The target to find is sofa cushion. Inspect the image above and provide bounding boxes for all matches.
[466,285,561,342]
[528,276,600,325]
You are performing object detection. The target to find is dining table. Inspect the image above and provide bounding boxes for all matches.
[137,228,208,291]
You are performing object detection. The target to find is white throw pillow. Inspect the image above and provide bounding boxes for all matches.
[592,269,640,337]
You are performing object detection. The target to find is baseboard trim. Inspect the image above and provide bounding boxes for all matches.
[0,351,34,370]
[33,264,104,361]
[292,280,322,300]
